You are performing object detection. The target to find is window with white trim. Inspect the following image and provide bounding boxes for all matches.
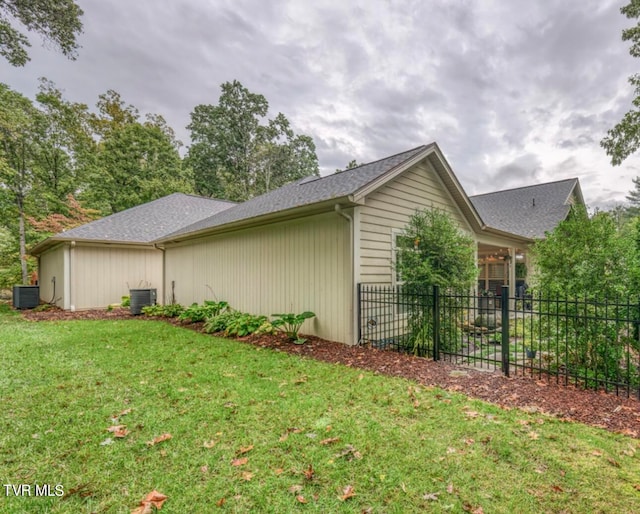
[392,229,415,315]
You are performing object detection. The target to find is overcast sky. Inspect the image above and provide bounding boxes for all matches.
[2,0,639,208]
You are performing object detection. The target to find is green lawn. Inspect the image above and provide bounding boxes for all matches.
[0,310,638,513]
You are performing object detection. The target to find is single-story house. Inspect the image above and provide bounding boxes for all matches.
[30,193,236,310]
[31,142,584,345]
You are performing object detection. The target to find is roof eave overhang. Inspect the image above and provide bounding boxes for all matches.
[480,226,534,245]
[156,196,361,246]
[30,237,156,256]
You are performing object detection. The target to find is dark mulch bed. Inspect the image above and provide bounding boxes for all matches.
[21,307,640,438]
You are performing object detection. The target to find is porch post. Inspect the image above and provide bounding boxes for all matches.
[508,247,516,311]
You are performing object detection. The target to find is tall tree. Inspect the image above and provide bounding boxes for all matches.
[625,176,640,217]
[85,90,192,213]
[0,83,41,283]
[601,1,640,164]
[0,0,83,66]
[32,79,93,212]
[186,80,319,201]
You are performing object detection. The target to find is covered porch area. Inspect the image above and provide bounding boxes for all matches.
[476,241,530,304]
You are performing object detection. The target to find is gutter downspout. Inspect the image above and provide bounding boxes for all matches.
[335,204,357,345]
[153,243,166,305]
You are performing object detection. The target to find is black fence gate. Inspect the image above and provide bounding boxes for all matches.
[357,284,640,398]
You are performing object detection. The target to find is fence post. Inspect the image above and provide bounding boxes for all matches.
[501,285,510,377]
[432,285,440,361]
[357,283,362,345]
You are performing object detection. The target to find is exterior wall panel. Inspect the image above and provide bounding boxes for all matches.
[164,212,352,344]
[70,246,163,309]
[38,245,65,308]
[359,160,472,285]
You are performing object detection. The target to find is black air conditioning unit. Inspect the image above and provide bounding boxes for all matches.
[13,285,40,309]
[130,288,157,315]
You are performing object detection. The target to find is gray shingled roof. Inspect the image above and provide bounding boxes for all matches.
[42,193,236,245]
[162,145,431,240]
[469,178,580,239]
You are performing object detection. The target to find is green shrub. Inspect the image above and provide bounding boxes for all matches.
[162,303,185,318]
[225,313,267,337]
[271,311,316,344]
[203,311,242,333]
[178,300,228,323]
[203,310,268,337]
[121,296,130,307]
[143,303,185,318]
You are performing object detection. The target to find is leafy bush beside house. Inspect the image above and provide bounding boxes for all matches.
[394,208,477,354]
[531,207,640,386]
[177,301,228,323]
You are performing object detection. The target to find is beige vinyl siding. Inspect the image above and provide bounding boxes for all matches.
[164,212,352,344]
[38,245,65,308]
[359,160,472,285]
[70,246,163,310]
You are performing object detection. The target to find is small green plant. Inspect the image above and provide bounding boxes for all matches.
[142,303,185,318]
[121,295,130,307]
[271,311,316,344]
[141,304,164,316]
[225,313,267,337]
[203,311,242,333]
[178,300,228,323]
[162,303,185,318]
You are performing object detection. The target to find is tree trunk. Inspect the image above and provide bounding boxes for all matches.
[18,196,28,284]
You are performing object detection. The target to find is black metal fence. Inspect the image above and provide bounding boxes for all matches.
[357,284,640,398]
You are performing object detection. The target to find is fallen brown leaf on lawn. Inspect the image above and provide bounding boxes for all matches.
[203,440,217,448]
[117,408,132,417]
[200,465,209,474]
[528,431,539,440]
[340,485,356,501]
[237,444,254,454]
[241,471,253,481]
[216,497,225,507]
[447,483,454,494]
[335,444,362,461]
[634,484,640,491]
[296,495,307,503]
[231,457,248,467]
[303,464,314,480]
[107,425,130,438]
[131,489,167,514]
[462,503,484,514]
[147,433,172,446]
[288,485,303,494]
[465,411,479,419]
[274,468,284,475]
[279,432,289,442]
[551,485,564,492]
[423,492,439,501]
[607,457,620,467]
[320,437,340,445]
[591,450,603,456]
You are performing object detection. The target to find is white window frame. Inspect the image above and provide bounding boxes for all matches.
[391,229,413,317]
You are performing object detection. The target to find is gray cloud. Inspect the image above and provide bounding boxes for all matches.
[2,0,640,208]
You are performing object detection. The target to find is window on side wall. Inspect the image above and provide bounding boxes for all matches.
[392,230,415,315]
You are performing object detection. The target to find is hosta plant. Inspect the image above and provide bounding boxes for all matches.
[271,311,316,344]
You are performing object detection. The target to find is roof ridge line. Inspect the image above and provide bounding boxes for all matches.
[469,177,578,198]
[298,144,430,187]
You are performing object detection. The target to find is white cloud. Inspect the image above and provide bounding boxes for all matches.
[2,0,639,208]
